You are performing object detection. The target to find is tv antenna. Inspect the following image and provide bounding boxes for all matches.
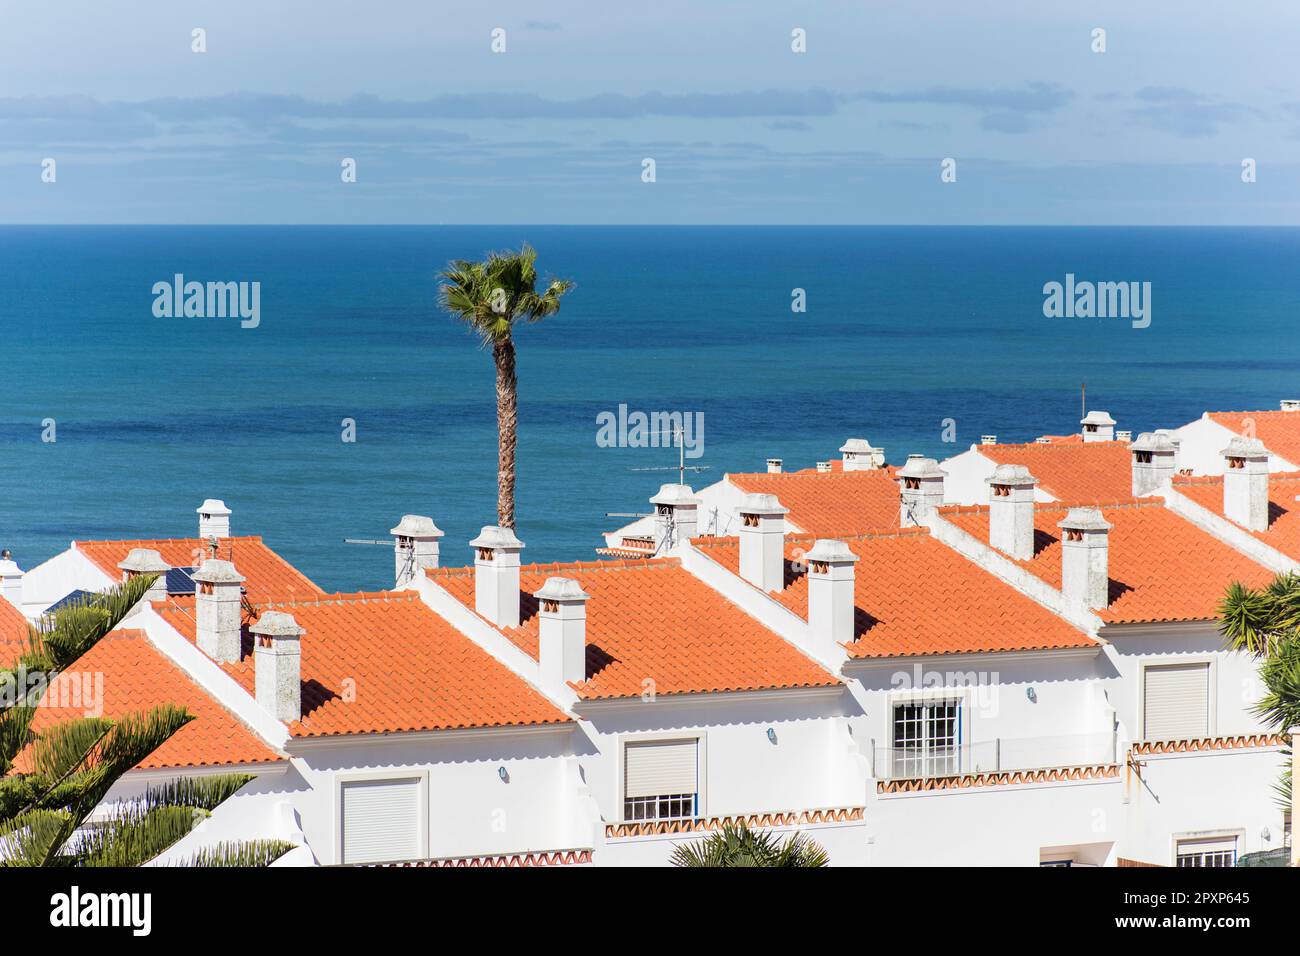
[606,422,710,519]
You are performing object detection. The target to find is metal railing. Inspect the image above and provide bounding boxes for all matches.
[871,730,1117,782]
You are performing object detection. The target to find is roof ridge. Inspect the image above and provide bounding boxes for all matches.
[259,589,419,608]
[77,534,264,547]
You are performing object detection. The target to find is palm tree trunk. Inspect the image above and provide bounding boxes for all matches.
[493,336,518,528]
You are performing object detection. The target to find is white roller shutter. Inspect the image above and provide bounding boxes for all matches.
[624,739,697,798]
[341,778,421,864]
[1144,663,1209,741]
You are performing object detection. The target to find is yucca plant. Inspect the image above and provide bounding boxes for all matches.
[1219,572,1300,807]
[0,577,288,866]
[439,244,574,529]
[670,821,830,867]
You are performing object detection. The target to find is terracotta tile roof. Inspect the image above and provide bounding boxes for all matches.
[1172,471,1300,556]
[0,599,29,652]
[430,558,838,700]
[18,629,281,770]
[156,591,569,737]
[1207,410,1300,465]
[697,529,1095,658]
[75,537,322,604]
[979,441,1132,502]
[728,466,901,536]
[941,498,1275,624]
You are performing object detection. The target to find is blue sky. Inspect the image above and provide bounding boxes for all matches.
[3,0,1299,224]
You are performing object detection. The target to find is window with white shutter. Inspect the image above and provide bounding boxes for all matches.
[1143,662,1209,741]
[1176,836,1237,867]
[340,777,422,864]
[623,738,698,822]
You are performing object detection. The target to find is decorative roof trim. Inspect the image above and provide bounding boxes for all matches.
[1131,734,1285,755]
[877,764,1119,794]
[605,805,864,839]
[368,848,593,868]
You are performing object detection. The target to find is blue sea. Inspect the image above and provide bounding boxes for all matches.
[2,226,1298,592]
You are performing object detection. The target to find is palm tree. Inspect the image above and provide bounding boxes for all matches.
[439,244,574,529]
[1219,572,1300,807]
[670,821,830,867]
[0,577,291,866]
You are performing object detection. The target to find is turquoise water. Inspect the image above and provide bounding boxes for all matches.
[2,226,1298,591]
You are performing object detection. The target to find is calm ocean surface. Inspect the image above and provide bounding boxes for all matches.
[1,225,1298,591]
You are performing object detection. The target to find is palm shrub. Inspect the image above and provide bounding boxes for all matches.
[0,577,288,866]
[439,244,574,529]
[1219,572,1300,806]
[670,821,830,867]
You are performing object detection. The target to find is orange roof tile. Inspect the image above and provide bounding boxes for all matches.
[22,630,280,770]
[1207,411,1300,466]
[156,591,569,737]
[979,441,1132,502]
[430,558,838,700]
[728,467,901,536]
[0,599,29,652]
[1173,471,1300,557]
[941,498,1275,625]
[697,529,1095,658]
[75,537,322,604]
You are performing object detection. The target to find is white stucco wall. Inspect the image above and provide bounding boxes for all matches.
[1171,414,1299,476]
[939,447,1058,506]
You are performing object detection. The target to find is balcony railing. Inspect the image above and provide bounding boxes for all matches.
[871,731,1117,782]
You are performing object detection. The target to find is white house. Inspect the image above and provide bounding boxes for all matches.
[1170,402,1300,476]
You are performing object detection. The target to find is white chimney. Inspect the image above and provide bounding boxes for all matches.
[470,525,524,628]
[1280,399,1300,412]
[816,461,831,473]
[193,559,246,662]
[197,499,232,539]
[391,514,444,588]
[649,484,700,553]
[1153,428,1182,468]
[840,438,884,471]
[805,539,858,655]
[1115,430,1133,443]
[980,435,997,446]
[1129,432,1178,496]
[0,555,23,608]
[766,458,783,474]
[737,492,789,593]
[536,577,589,697]
[987,464,1038,560]
[117,548,170,603]
[1222,437,1270,531]
[1058,507,1112,610]
[1080,410,1116,443]
[898,455,945,527]
[251,610,304,723]
[1035,437,1052,445]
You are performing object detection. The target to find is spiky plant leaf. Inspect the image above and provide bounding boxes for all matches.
[176,839,295,868]
[670,821,830,867]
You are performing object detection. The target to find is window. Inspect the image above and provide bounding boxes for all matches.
[1143,662,1209,741]
[1176,837,1237,868]
[340,777,422,864]
[892,699,960,778]
[623,738,698,822]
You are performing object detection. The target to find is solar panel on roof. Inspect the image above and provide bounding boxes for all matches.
[43,589,97,616]
[165,567,197,596]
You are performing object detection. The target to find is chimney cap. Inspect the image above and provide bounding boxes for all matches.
[649,483,699,507]
[1080,410,1116,427]
[1280,399,1300,411]
[196,498,232,517]
[1130,431,1177,453]
[250,610,305,638]
[390,514,444,538]
[1220,436,1269,459]
[469,525,525,551]
[1057,506,1113,533]
[535,576,590,604]
[980,435,998,445]
[839,438,880,455]
[191,559,245,584]
[117,548,171,574]
[804,538,859,564]
[738,492,789,516]
[985,463,1038,487]
[898,455,944,480]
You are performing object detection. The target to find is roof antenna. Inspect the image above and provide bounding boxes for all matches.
[608,422,711,519]
[1081,382,1086,421]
